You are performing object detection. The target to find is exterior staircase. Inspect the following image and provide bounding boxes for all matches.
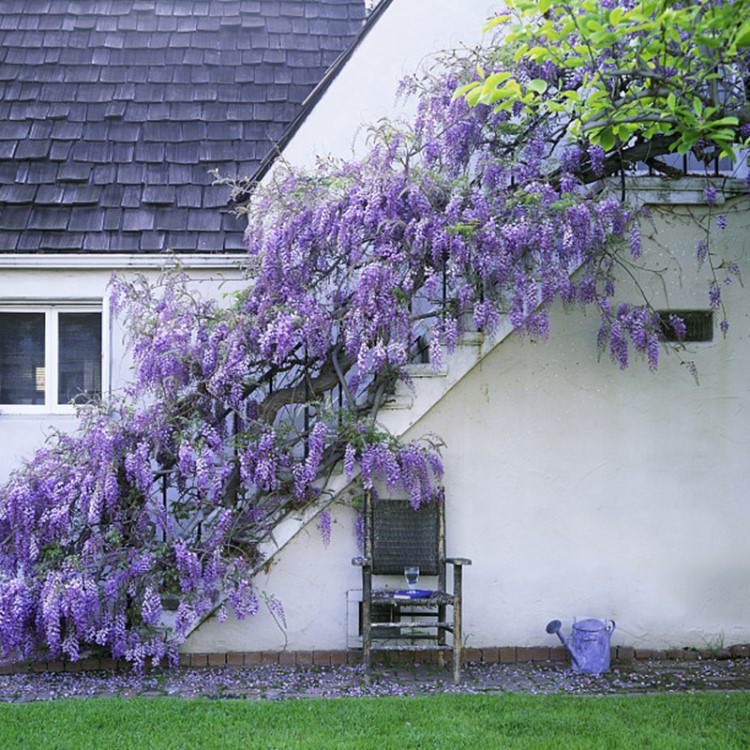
[253,322,515,571]
[173,320,515,639]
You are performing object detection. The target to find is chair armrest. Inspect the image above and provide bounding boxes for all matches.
[352,556,372,567]
[446,557,472,566]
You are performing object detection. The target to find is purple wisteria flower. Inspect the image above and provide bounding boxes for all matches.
[318,510,332,547]
[589,145,605,177]
[697,238,709,265]
[629,223,641,258]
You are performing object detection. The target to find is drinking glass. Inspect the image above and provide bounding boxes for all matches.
[404,566,420,591]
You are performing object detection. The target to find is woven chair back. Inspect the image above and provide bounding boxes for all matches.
[370,498,442,576]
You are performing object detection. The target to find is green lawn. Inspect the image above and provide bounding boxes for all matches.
[0,693,748,749]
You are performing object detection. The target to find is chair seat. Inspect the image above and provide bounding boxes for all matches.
[372,589,455,606]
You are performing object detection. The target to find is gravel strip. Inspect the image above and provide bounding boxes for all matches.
[1,658,749,702]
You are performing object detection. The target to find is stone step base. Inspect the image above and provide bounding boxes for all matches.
[2,643,749,675]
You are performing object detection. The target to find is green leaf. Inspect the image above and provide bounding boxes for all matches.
[736,22,750,48]
[453,81,480,99]
[482,14,511,32]
[513,42,529,63]
[526,45,551,61]
[483,71,513,89]
[597,128,616,151]
[539,22,561,43]
[526,79,548,94]
[695,33,722,49]
[708,116,740,127]
[584,19,605,33]
[558,17,576,37]
[487,79,522,102]
[585,89,610,105]
[614,122,638,140]
[466,89,482,107]
[563,56,587,68]
[710,128,738,142]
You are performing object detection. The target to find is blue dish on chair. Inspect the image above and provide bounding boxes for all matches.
[394,589,432,599]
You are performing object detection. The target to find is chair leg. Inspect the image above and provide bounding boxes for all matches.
[452,603,461,684]
[364,648,371,686]
[452,565,464,684]
[361,569,372,686]
[437,603,446,668]
[453,627,461,684]
[362,601,371,686]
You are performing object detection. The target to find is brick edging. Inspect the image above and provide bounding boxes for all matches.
[2,644,749,675]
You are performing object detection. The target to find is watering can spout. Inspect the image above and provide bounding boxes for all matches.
[545,619,581,668]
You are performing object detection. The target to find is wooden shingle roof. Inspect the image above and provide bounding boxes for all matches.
[0,0,366,253]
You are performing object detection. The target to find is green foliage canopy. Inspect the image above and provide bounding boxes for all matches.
[460,0,750,170]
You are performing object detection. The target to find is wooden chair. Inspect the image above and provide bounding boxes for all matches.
[352,490,471,684]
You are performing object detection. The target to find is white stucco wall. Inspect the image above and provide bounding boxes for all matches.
[186,187,750,654]
[420,195,750,651]
[187,503,363,653]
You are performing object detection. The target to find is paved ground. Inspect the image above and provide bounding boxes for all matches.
[1,657,749,702]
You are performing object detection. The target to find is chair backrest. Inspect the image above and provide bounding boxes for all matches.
[366,495,444,577]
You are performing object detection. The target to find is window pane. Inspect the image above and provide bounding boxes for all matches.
[58,312,102,404]
[0,313,46,405]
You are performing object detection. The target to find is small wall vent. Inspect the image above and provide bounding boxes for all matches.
[658,310,713,342]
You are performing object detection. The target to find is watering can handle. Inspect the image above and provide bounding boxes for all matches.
[607,620,616,633]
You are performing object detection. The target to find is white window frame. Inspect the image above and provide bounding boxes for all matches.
[0,300,108,415]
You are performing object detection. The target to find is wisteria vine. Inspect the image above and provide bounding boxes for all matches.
[1,2,747,668]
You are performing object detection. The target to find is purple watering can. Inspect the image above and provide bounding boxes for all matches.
[546,618,616,674]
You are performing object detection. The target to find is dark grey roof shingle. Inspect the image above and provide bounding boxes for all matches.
[0,0,366,253]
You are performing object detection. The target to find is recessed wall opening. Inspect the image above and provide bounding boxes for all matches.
[658,310,714,343]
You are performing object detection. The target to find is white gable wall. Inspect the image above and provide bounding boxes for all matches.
[280,0,496,166]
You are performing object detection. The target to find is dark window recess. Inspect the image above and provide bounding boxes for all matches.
[409,334,430,365]
[0,312,45,405]
[58,312,102,404]
[360,601,402,639]
[658,310,713,342]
